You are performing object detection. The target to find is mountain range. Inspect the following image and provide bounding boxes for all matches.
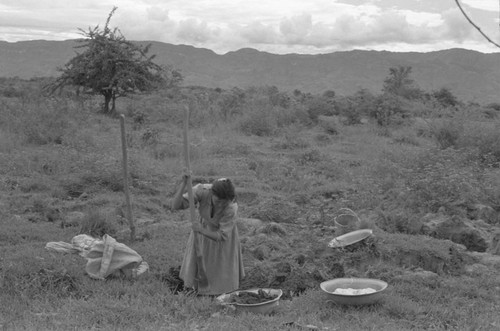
[1,39,500,103]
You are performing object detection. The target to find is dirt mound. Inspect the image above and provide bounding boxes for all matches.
[240,230,379,298]
[376,231,473,275]
[421,213,489,252]
[239,226,474,297]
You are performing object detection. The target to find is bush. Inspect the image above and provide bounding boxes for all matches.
[274,105,311,127]
[432,88,459,108]
[370,94,409,126]
[429,119,463,149]
[305,96,334,121]
[335,96,362,125]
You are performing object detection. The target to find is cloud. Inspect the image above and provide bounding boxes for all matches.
[0,0,498,54]
[251,9,441,49]
[440,8,475,41]
[461,0,498,12]
[240,22,277,44]
[177,19,220,43]
[146,6,170,22]
[279,13,313,43]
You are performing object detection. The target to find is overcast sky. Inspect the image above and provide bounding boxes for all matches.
[1,0,500,54]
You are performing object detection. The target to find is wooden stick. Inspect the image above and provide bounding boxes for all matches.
[120,114,135,241]
[183,105,208,288]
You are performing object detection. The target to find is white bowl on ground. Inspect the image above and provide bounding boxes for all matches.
[320,278,388,305]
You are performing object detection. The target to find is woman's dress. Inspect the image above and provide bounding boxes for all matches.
[179,184,245,295]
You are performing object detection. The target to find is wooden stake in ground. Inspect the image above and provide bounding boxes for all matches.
[183,105,209,288]
[120,114,135,241]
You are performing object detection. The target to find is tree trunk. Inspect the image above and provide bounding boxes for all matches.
[102,91,112,114]
[111,92,117,114]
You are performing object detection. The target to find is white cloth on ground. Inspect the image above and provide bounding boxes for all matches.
[45,234,148,279]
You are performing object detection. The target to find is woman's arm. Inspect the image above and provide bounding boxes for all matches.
[171,175,188,210]
[192,223,221,241]
[193,203,237,242]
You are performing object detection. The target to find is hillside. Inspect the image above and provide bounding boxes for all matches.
[1,76,500,329]
[1,39,500,103]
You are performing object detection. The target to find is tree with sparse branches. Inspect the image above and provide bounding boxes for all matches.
[46,7,182,115]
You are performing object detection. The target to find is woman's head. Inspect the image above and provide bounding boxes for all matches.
[211,178,236,201]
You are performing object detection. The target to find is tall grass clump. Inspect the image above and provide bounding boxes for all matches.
[428,118,464,149]
[79,208,117,237]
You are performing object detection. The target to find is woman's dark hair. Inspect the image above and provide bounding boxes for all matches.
[211,178,236,201]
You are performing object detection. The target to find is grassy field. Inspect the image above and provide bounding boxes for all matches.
[1,81,500,330]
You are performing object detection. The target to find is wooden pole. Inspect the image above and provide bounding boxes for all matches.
[120,114,135,241]
[183,105,208,287]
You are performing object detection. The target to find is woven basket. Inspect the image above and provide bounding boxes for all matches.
[334,208,360,235]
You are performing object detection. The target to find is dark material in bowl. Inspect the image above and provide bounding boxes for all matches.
[216,288,283,314]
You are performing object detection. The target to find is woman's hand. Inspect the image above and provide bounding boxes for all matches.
[191,222,204,234]
[181,167,192,184]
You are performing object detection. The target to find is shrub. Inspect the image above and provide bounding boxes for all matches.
[432,88,459,108]
[305,96,334,121]
[370,94,410,126]
[429,119,463,149]
[274,105,311,127]
[335,96,362,125]
[217,88,246,119]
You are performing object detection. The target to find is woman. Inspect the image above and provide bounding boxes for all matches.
[171,176,245,295]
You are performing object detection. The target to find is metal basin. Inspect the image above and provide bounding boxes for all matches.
[320,278,388,305]
[328,229,373,248]
[216,288,283,314]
